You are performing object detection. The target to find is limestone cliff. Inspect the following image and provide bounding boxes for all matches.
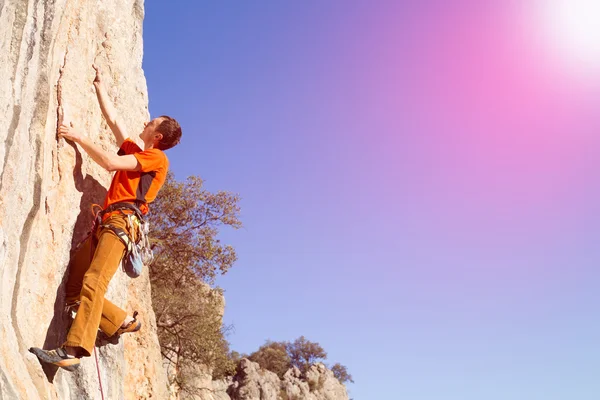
[0,0,168,398]
[179,360,349,400]
[227,360,348,400]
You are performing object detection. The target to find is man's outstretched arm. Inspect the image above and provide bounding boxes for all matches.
[58,123,140,172]
[93,64,129,147]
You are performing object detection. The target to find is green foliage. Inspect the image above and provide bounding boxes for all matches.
[248,340,291,378]
[286,336,327,373]
[228,350,244,365]
[213,350,245,380]
[148,172,242,285]
[247,336,353,388]
[331,363,354,384]
[147,172,242,393]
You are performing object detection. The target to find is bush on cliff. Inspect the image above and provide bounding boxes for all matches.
[247,336,352,385]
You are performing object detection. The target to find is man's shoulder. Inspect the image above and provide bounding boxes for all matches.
[118,138,142,155]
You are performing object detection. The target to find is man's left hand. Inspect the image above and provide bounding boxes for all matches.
[58,123,82,143]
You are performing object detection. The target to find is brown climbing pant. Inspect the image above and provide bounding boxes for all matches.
[63,213,137,357]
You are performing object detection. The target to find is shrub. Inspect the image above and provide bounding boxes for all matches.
[248,340,291,378]
[331,363,354,384]
[286,336,327,373]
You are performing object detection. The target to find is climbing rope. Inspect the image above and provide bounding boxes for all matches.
[88,204,106,400]
[93,346,105,400]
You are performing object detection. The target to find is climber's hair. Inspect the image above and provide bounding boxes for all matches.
[155,116,182,150]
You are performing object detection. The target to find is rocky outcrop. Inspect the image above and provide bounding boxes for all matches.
[170,359,348,400]
[285,364,349,400]
[224,360,349,400]
[171,364,232,400]
[0,0,167,398]
[228,359,281,400]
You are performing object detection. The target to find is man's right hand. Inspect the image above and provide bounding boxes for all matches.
[92,64,102,87]
[92,62,129,146]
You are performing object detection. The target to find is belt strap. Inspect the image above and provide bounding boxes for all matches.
[101,202,145,221]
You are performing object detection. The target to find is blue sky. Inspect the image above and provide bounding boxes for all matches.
[143,2,600,399]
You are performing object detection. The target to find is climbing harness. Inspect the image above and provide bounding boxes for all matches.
[101,213,153,278]
[104,201,153,278]
[80,201,154,278]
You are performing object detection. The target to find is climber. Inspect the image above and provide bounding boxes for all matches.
[29,64,182,371]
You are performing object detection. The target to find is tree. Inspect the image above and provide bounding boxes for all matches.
[147,172,242,394]
[212,350,247,380]
[148,172,242,285]
[243,336,353,388]
[331,363,354,384]
[286,336,327,373]
[248,340,292,378]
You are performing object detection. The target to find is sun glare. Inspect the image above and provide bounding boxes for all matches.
[539,0,600,70]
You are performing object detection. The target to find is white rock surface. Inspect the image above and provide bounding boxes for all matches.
[228,359,282,400]
[0,0,168,398]
[225,360,349,400]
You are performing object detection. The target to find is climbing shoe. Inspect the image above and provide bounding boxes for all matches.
[29,347,80,371]
[116,311,141,336]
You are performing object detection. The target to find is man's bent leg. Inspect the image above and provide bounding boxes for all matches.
[63,227,129,337]
[63,227,125,357]
[99,298,127,336]
[65,236,127,336]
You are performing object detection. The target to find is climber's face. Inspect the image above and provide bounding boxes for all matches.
[139,117,164,148]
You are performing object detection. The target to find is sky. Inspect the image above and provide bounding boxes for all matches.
[142,1,600,399]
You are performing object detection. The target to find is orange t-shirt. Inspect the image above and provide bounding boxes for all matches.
[103,138,169,214]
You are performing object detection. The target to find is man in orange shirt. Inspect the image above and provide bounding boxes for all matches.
[30,65,182,370]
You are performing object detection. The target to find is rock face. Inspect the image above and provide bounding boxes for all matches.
[172,365,231,400]
[224,360,349,400]
[228,359,282,400]
[0,0,168,398]
[171,359,348,400]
